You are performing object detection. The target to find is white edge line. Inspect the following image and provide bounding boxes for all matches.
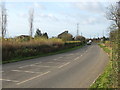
[90,73,101,87]
[73,57,79,61]
[17,71,51,85]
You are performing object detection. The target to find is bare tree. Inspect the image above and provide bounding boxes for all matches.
[107,2,120,28]
[0,2,7,38]
[29,8,34,37]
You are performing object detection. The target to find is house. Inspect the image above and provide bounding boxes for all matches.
[58,31,73,41]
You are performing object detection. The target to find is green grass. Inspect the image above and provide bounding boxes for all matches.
[3,45,84,64]
[90,61,113,88]
[99,44,111,54]
[90,44,113,88]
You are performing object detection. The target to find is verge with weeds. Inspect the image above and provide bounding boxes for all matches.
[90,43,118,88]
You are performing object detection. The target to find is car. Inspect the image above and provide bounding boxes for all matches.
[87,42,91,45]
[87,40,92,45]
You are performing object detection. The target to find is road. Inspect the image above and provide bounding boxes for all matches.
[2,43,109,88]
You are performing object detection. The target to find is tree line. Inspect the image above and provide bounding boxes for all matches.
[0,2,86,43]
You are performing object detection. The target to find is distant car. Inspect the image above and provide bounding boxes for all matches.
[87,42,91,45]
[87,40,92,45]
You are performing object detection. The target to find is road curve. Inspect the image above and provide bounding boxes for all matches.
[2,43,109,88]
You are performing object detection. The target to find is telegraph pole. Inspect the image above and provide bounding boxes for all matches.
[81,32,82,36]
[103,30,104,37]
[76,23,79,36]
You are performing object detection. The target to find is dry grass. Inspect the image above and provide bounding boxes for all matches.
[2,38,64,61]
[2,37,83,63]
[65,41,81,43]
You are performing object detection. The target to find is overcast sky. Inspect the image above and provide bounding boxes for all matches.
[4,1,115,38]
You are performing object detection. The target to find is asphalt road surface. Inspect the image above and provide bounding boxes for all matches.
[2,43,109,88]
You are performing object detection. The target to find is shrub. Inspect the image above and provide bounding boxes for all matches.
[2,37,83,63]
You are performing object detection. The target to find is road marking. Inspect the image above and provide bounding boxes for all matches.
[90,73,101,87]
[11,70,40,74]
[47,62,54,63]
[58,57,63,59]
[17,71,51,85]
[0,71,4,73]
[29,65,51,68]
[81,55,83,56]
[33,62,42,65]
[86,51,88,52]
[58,62,71,68]
[0,79,19,83]
[19,62,42,68]
[69,54,74,55]
[36,66,50,68]
[53,59,58,61]
[19,65,29,68]
[30,64,36,66]
[73,57,79,61]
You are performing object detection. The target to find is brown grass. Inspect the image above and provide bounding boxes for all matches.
[2,37,83,63]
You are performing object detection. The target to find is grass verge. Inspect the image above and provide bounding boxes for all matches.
[90,44,113,88]
[2,45,84,64]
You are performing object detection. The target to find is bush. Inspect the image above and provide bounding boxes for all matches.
[2,38,84,63]
[2,38,64,62]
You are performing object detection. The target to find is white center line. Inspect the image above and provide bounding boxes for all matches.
[29,65,51,68]
[30,64,36,66]
[0,71,4,73]
[47,62,54,63]
[36,66,50,68]
[0,79,19,83]
[19,62,42,68]
[17,71,51,85]
[53,59,58,61]
[33,62,42,65]
[69,54,74,55]
[58,62,71,68]
[58,57,63,59]
[19,65,29,68]
[74,57,79,61]
[11,70,40,74]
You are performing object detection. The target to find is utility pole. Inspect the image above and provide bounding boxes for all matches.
[76,23,79,36]
[89,35,91,39]
[81,32,82,36]
[103,30,104,37]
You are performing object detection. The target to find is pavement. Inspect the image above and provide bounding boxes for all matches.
[1,43,109,88]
